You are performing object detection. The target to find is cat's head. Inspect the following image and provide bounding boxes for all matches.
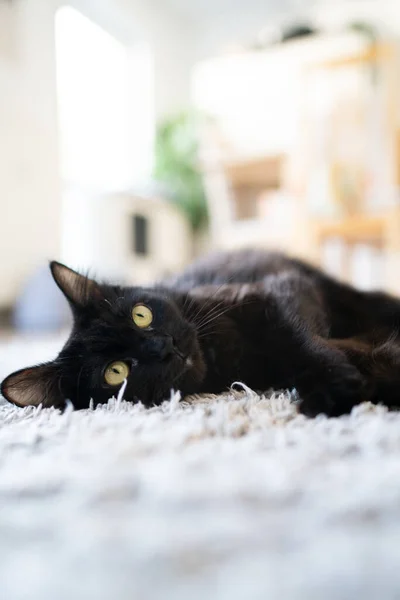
[1,263,206,409]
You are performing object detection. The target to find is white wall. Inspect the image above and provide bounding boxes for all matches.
[195,0,400,58]
[61,189,192,284]
[115,0,197,119]
[195,3,285,58]
[310,0,400,36]
[0,0,199,307]
[0,0,61,307]
[67,0,198,119]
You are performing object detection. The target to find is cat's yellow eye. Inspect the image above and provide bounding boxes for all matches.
[104,361,130,386]
[132,304,153,329]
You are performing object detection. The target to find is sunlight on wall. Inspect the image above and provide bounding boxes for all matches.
[55,6,154,192]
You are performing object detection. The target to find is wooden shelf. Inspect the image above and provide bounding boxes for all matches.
[222,155,285,189]
[308,42,394,71]
[314,214,386,245]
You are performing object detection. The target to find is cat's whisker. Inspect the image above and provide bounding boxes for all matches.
[193,299,227,330]
[192,292,234,326]
[185,277,236,326]
[196,299,258,334]
[197,329,221,339]
[75,365,85,406]
[191,276,249,329]
[197,298,248,328]
[186,295,217,327]
[181,292,191,312]
[197,312,232,333]
[183,293,201,322]
[197,310,234,334]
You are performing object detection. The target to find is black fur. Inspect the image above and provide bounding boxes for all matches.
[3,249,400,417]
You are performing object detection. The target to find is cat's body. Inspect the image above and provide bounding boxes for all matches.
[3,249,400,417]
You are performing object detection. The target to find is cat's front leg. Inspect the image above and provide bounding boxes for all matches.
[265,306,365,417]
[268,318,366,417]
[262,274,367,417]
[293,342,367,417]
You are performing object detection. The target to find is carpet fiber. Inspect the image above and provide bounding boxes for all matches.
[1,336,400,600]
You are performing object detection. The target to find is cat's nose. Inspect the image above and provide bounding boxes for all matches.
[149,336,175,360]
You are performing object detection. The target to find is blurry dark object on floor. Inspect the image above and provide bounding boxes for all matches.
[253,19,378,52]
[13,265,71,332]
[281,23,316,43]
[252,21,318,50]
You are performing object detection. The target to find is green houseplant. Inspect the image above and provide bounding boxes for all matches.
[153,111,208,235]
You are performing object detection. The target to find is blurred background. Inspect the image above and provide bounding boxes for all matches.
[1,0,400,334]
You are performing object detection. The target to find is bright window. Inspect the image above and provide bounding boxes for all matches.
[55,6,154,192]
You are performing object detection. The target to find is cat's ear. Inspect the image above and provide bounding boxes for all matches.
[50,261,101,308]
[1,363,64,408]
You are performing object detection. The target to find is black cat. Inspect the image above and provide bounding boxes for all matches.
[3,249,400,417]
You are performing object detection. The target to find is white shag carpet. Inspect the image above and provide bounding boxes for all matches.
[1,336,400,600]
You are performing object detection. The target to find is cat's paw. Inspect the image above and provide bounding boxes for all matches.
[297,363,366,418]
